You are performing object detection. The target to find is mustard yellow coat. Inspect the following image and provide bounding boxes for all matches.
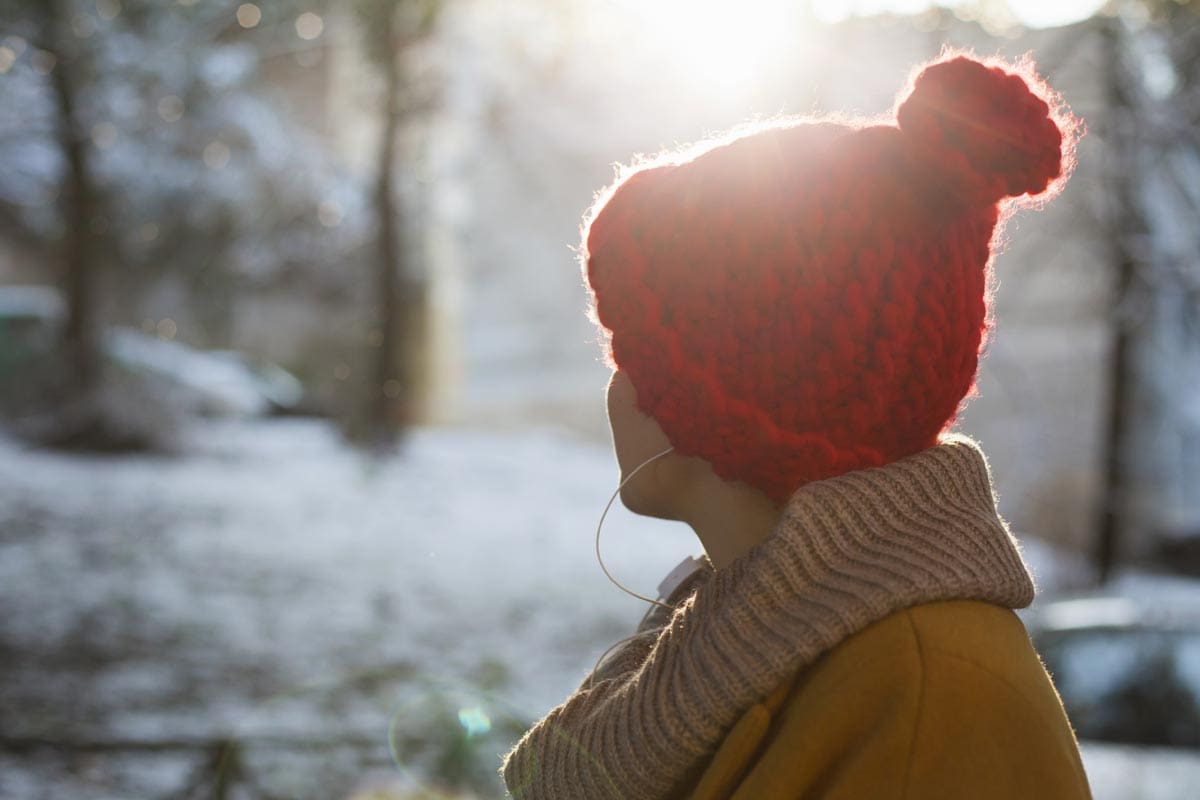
[685,600,1093,800]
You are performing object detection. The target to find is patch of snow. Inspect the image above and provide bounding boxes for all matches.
[199,44,258,91]
[0,285,63,320]
[0,419,696,796]
[1081,742,1200,800]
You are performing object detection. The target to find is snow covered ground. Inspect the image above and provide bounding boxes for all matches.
[0,418,697,798]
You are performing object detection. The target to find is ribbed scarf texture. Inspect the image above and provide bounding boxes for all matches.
[501,435,1036,799]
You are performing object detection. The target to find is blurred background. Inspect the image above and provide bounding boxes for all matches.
[0,0,1198,797]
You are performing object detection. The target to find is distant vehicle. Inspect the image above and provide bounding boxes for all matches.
[1027,595,1200,800]
[0,285,63,382]
[0,285,303,417]
[103,329,304,417]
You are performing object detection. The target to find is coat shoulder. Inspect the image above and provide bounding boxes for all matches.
[699,601,1092,800]
[900,601,1093,798]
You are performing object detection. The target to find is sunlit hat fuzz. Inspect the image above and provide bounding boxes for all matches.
[583,52,1082,504]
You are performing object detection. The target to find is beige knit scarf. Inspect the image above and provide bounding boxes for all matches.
[501,435,1036,799]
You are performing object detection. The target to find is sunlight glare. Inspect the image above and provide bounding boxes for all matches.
[1004,0,1107,28]
[613,0,802,95]
[812,0,1108,28]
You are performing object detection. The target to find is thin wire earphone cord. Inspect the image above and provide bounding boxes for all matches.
[595,445,677,611]
[585,445,677,689]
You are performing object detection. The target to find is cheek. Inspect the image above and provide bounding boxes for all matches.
[613,410,673,481]
[606,370,676,476]
[607,397,639,474]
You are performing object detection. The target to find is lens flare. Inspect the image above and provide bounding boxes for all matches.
[457,705,492,737]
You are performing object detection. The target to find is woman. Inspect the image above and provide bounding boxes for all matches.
[502,53,1092,799]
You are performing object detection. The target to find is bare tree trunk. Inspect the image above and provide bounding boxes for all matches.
[1095,17,1146,584]
[369,5,404,446]
[45,0,100,400]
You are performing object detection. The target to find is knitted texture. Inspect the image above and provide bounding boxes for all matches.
[584,53,1080,503]
[501,435,1035,799]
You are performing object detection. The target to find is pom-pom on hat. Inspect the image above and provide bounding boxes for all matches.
[583,52,1082,504]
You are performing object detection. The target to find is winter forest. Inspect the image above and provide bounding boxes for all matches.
[2,0,1199,797]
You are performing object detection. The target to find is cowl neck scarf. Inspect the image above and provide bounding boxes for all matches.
[502,435,1036,799]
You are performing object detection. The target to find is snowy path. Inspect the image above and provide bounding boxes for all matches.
[0,419,697,799]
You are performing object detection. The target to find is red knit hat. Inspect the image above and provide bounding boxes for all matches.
[584,53,1081,504]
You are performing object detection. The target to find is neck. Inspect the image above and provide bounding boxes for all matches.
[678,472,782,570]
